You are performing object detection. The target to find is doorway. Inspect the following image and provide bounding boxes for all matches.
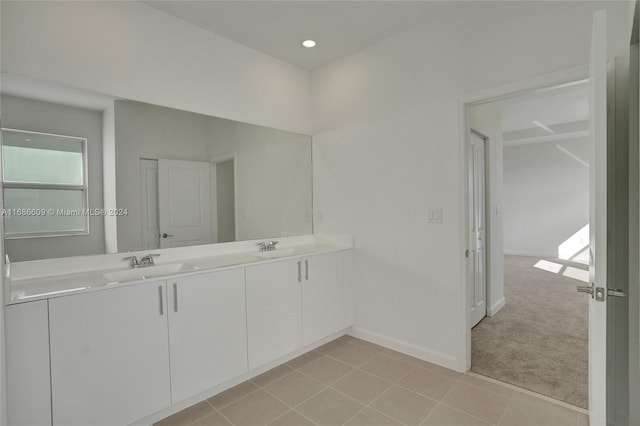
[465,79,593,410]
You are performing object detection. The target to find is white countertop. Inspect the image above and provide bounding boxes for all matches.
[8,241,351,304]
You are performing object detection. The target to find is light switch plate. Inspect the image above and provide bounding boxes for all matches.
[427,208,442,224]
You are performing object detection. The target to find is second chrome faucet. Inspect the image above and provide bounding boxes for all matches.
[256,241,279,252]
[124,253,160,268]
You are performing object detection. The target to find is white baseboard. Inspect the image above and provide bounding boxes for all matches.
[504,250,556,258]
[348,327,463,372]
[487,297,506,316]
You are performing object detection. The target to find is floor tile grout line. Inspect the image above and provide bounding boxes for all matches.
[224,376,328,425]
[381,372,456,405]
[345,375,444,426]
[339,405,369,426]
[212,405,236,426]
[257,369,333,413]
[418,368,465,426]
[178,400,226,426]
[444,379,512,426]
[330,382,408,426]
[162,336,575,426]
[495,390,518,426]
[295,364,355,389]
[213,385,262,412]
[267,408,320,426]
[262,379,328,411]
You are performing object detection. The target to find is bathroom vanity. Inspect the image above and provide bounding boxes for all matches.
[5,236,353,426]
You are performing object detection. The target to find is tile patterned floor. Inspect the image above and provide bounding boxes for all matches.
[156,336,589,426]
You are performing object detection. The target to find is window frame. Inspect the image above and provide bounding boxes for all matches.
[1,128,90,239]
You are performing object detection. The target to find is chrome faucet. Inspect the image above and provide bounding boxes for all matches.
[140,253,160,267]
[267,241,279,251]
[123,253,160,268]
[256,242,267,252]
[123,255,140,268]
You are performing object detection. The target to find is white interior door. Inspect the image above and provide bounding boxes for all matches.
[468,131,487,328]
[158,159,213,249]
[586,9,608,426]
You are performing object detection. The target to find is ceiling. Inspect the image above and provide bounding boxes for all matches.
[143,1,451,70]
[497,81,590,146]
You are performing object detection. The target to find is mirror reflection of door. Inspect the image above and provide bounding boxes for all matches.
[140,158,232,249]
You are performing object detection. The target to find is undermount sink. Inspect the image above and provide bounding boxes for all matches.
[103,262,199,283]
[252,248,297,259]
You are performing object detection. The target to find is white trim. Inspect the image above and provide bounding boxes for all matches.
[487,297,506,317]
[457,65,590,372]
[349,327,462,372]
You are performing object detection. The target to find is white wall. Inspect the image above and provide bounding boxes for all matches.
[206,118,312,241]
[0,1,311,135]
[311,1,629,369]
[469,103,505,316]
[503,138,590,259]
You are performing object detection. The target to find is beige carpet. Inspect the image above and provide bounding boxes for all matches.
[471,255,589,409]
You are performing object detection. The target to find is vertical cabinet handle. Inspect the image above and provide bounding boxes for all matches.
[158,285,164,316]
[297,261,302,283]
[173,282,179,312]
[305,259,309,281]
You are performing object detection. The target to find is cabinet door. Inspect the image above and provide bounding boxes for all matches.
[5,300,51,426]
[168,269,248,403]
[246,259,302,369]
[302,252,345,345]
[49,282,171,426]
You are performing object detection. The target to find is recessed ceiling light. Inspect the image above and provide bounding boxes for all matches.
[302,40,316,48]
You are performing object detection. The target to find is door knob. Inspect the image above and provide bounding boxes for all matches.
[576,283,594,296]
[577,283,605,301]
[607,289,627,298]
[162,233,174,238]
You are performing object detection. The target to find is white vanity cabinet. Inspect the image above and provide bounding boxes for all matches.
[301,252,345,345]
[246,258,303,369]
[5,300,52,426]
[48,280,172,426]
[6,245,353,426]
[246,251,348,368]
[167,268,248,403]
